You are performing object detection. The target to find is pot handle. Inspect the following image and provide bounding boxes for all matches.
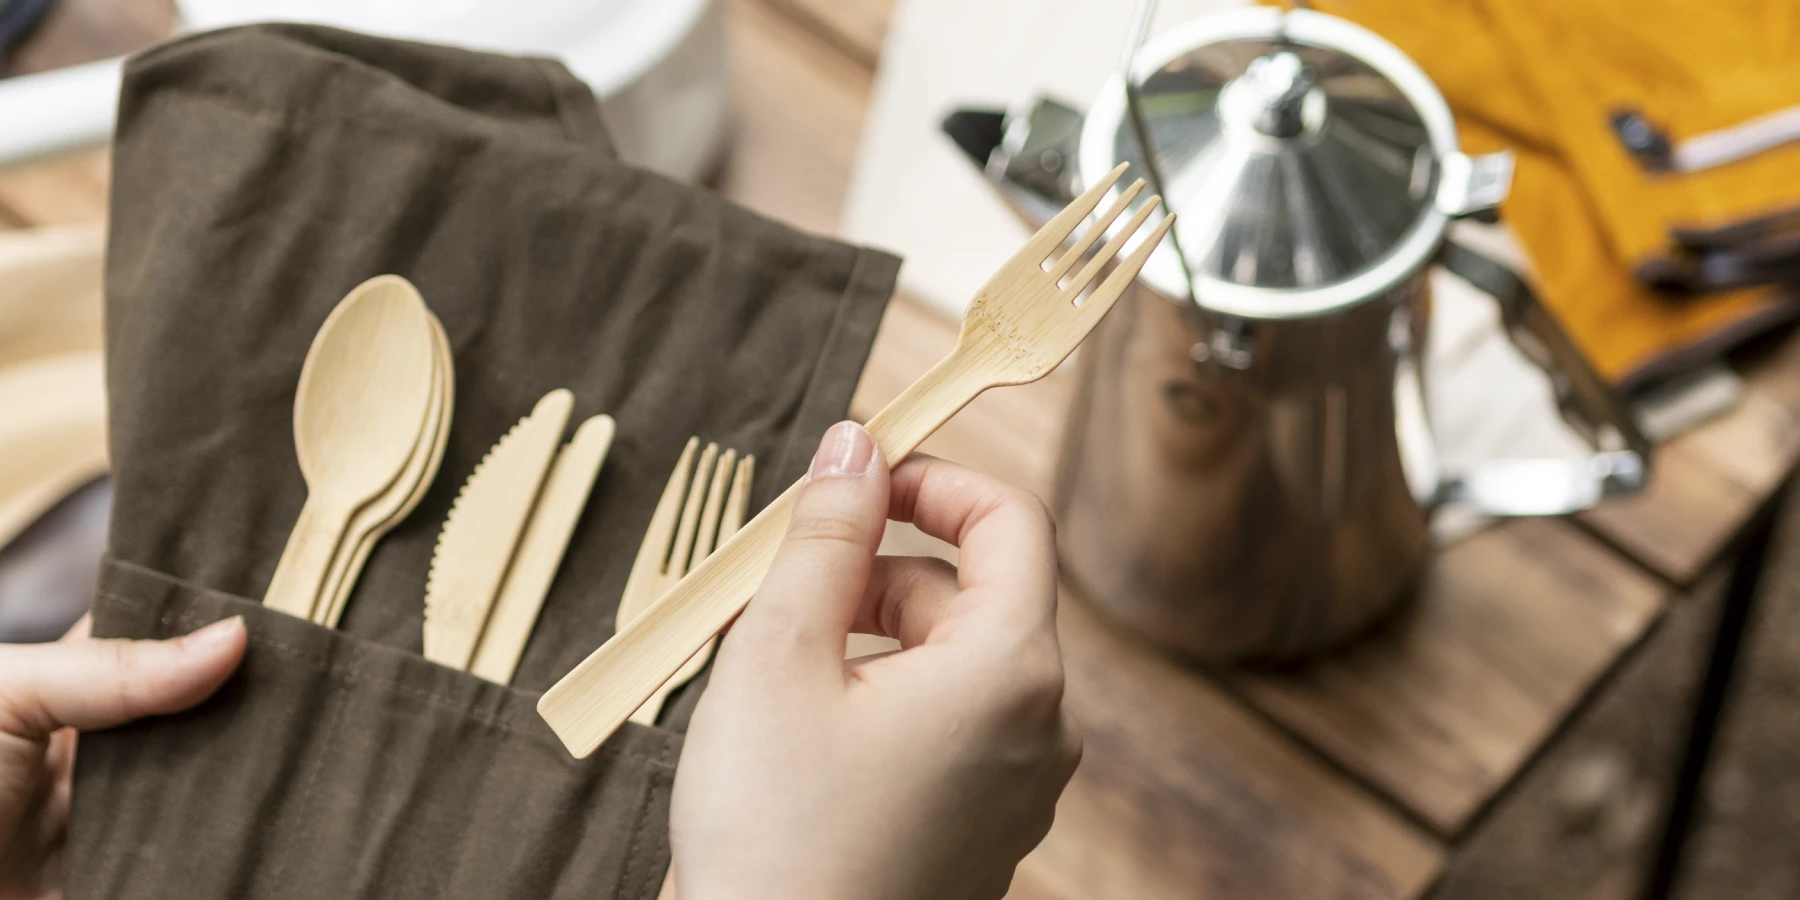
[1428,240,1652,515]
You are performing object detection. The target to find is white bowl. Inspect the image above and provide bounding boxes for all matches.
[0,0,729,181]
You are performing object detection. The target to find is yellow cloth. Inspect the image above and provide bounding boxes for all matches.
[1271,0,1799,386]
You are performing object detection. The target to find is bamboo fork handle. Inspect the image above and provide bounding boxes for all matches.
[538,349,995,757]
[862,348,997,466]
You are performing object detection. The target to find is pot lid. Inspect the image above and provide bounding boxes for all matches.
[1081,8,1502,319]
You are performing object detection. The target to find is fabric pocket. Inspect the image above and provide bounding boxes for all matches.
[64,558,680,900]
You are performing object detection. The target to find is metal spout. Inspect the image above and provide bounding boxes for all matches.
[943,97,1087,230]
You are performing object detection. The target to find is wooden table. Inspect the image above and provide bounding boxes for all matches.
[7,1,1797,897]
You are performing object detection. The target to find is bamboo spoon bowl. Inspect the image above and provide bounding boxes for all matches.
[314,312,454,628]
[263,275,438,619]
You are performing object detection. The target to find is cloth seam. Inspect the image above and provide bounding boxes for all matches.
[261,616,357,890]
[529,56,611,153]
[95,581,678,769]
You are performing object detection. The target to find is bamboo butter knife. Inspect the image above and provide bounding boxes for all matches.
[539,164,1172,757]
[424,389,573,670]
[468,413,617,684]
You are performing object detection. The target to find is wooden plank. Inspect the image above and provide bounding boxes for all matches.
[1673,499,1800,900]
[756,0,893,68]
[1218,517,1668,837]
[1013,596,1444,900]
[1580,330,1800,585]
[716,0,877,236]
[1427,573,1723,900]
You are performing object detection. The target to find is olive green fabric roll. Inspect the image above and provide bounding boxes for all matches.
[67,23,897,900]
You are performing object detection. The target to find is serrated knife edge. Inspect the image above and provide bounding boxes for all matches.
[424,389,573,670]
[468,413,616,684]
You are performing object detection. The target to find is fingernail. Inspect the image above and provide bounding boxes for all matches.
[809,421,875,479]
[183,616,243,653]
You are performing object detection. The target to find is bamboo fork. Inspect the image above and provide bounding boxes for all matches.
[633,448,752,725]
[541,162,1172,756]
[614,438,754,726]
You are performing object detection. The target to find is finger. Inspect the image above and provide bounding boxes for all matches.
[48,726,75,781]
[0,616,247,740]
[1059,709,1085,783]
[732,422,888,672]
[888,455,1058,631]
[849,555,960,649]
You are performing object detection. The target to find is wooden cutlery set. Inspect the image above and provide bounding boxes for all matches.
[259,274,755,705]
[255,166,1170,734]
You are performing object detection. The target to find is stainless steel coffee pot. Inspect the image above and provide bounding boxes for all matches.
[947,7,1652,661]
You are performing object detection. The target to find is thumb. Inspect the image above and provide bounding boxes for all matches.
[0,616,247,740]
[731,421,887,674]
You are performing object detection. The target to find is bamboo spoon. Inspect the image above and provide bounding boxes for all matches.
[313,313,454,628]
[540,163,1172,756]
[263,275,438,619]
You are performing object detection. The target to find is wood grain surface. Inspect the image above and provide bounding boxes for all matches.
[1425,574,1723,900]
[1014,596,1444,900]
[717,0,875,235]
[1672,495,1800,900]
[1580,332,1800,586]
[1218,517,1669,836]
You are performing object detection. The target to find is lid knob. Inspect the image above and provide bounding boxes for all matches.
[1226,51,1321,138]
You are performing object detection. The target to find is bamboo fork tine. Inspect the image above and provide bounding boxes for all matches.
[1082,210,1178,323]
[668,443,719,582]
[722,456,753,536]
[1066,196,1164,299]
[1020,162,1131,263]
[616,438,697,627]
[1048,180,1146,282]
[688,449,737,572]
[629,450,753,728]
